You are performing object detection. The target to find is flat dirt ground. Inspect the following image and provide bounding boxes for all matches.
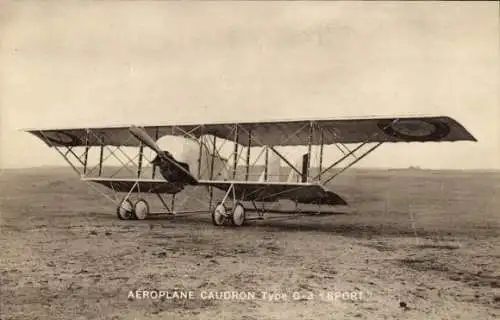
[1,167,499,320]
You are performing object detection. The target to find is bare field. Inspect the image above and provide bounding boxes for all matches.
[1,167,499,320]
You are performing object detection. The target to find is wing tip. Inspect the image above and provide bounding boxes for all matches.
[439,115,477,143]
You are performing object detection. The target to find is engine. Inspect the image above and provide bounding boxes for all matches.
[151,151,196,184]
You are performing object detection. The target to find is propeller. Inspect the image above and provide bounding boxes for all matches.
[129,125,163,155]
[128,125,198,184]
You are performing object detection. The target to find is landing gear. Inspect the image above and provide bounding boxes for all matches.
[133,198,150,220]
[212,202,227,226]
[231,202,246,227]
[211,201,246,227]
[117,198,134,220]
[116,198,150,220]
[211,184,248,227]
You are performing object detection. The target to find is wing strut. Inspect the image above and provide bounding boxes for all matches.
[313,143,366,181]
[322,142,383,184]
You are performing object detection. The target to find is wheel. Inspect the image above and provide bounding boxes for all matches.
[117,198,134,220]
[231,202,246,227]
[212,202,227,226]
[133,199,150,220]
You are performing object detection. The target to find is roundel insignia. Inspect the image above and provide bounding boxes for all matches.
[377,119,451,141]
[43,131,82,146]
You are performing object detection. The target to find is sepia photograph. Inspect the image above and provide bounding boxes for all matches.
[1,1,499,319]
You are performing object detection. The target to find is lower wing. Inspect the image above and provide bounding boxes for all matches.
[83,178,348,206]
[82,177,184,194]
[198,180,348,205]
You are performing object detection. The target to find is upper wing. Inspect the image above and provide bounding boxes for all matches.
[25,115,476,147]
[198,180,348,205]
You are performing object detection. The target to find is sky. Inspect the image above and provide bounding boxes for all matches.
[1,1,499,170]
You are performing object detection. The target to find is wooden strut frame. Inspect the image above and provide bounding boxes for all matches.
[37,120,392,219]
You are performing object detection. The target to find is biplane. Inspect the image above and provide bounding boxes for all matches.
[26,116,476,226]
